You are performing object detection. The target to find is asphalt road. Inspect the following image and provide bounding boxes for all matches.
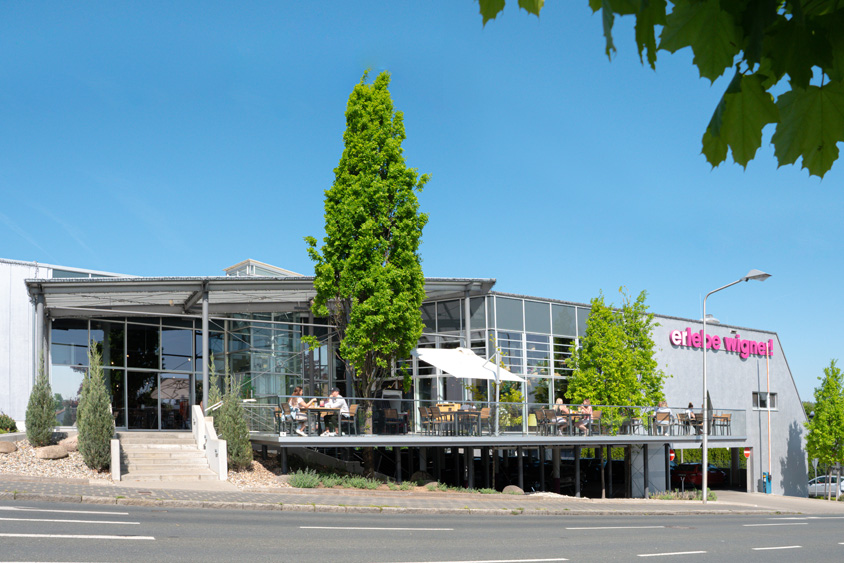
[1,500,842,562]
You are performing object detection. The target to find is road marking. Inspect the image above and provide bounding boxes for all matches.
[637,552,706,558]
[743,523,808,527]
[0,506,129,516]
[566,526,665,530]
[770,516,844,520]
[0,533,153,540]
[384,559,568,563]
[752,546,801,551]
[0,517,139,525]
[301,526,453,531]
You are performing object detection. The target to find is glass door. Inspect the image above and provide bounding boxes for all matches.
[159,373,190,430]
[127,371,158,430]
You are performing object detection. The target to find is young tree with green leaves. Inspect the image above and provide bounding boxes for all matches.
[477,1,844,178]
[77,343,115,471]
[565,288,668,423]
[305,71,428,472]
[25,354,55,447]
[804,359,844,500]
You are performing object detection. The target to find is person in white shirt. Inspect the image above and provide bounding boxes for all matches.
[322,387,350,436]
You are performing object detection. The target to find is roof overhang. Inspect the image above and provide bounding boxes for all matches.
[26,276,495,318]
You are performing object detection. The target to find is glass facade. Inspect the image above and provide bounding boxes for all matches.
[49,292,591,429]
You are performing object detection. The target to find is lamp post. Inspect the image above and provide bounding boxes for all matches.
[701,269,770,503]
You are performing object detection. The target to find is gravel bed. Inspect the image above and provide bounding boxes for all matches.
[0,439,112,482]
[228,458,291,490]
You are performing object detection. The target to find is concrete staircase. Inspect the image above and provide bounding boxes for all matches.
[117,431,219,482]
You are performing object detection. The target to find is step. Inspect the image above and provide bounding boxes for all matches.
[117,436,196,445]
[120,443,199,451]
[122,460,210,471]
[120,471,219,482]
[120,451,207,460]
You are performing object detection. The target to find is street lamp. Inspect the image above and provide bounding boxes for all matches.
[701,269,770,503]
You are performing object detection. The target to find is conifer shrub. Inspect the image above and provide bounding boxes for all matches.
[26,354,55,447]
[207,355,222,435]
[217,370,252,471]
[77,343,115,471]
[0,411,17,433]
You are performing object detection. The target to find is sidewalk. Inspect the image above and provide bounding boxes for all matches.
[2,474,843,516]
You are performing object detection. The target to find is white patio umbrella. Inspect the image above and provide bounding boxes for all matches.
[411,347,523,382]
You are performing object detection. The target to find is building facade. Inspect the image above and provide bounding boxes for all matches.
[0,257,808,496]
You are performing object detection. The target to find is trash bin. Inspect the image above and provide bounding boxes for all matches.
[762,472,772,494]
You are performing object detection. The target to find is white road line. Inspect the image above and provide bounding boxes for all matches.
[770,516,844,520]
[0,506,129,516]
[384,559,568,563]
[0,533,153,540]
[752,546,802,551]
[300,526,453,531]
[566,526,665,530]
[0,517,139,525]
[637,551,706,558]
[743,523,808,527]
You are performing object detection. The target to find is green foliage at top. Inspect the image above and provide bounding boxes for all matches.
[305,71,429,401]
[77,343,115,471]
[216,367,253,471]
[476,1,844,178]
[0,411,18,433]
[565,288,668,412]
[25,354,55,447]
[805,359,844,470]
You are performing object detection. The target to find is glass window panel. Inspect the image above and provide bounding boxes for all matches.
[162,327,193,371]
[125,316,160,326]
[437,300,462,333]
[106,368,126,427]
[126,324,160,369]
[51,269,89,278]
[51,319,89,367]
[552,304,577,336]
[161,317,194,329]
[576,307,589,338]
[421,303,436,331]
[553,337,574,377]
[469,297,486,330]
[496,330,524,374]
[525,301,551,334]
[495,297,523,331]
[526,334,550,377]
[91,320,124,368]
[51,365,85,426]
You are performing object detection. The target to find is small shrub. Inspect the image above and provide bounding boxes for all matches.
[288,469,321,488]
[77,344,114,471]
[347,475,380,490]
[217,369,253,471]
[321,473,343,488]
[478,488,498,494]
[26,354,54,447]
[399,481,413,491]
[426,483,437,491]
[650,488,717,501]
[0,411,17,433]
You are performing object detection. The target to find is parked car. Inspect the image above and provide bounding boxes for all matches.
[808,475,844,497]
[671,463,727,488]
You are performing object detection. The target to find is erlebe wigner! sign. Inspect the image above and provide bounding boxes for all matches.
[669,327,773,359]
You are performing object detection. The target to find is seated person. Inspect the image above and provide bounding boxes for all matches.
[655,400,672,435]
[322,387,350,436]
[552,398,570,434]
[574,399,593,436]
[289,386,315,436]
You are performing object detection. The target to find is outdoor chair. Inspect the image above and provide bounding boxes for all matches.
[534,408,547,435]
[654,411,674,435]
[479,407,492,435]
[713,412,731,435]
[384,408,403,434]
[340,404,358,435]
[430,406,452,436]
[418,406,433,435]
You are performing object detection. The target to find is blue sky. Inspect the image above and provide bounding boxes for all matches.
[2,2,841,402]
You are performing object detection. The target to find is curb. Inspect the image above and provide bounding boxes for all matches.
[0,490,792,516]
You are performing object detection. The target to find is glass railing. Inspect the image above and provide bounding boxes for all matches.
[241,396,745,440]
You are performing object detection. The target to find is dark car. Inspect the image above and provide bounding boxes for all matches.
[671,463,727,488]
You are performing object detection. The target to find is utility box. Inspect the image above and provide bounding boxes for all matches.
[762,472,772,494]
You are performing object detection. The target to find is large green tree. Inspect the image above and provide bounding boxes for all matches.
[305,71,428,446]
[477,1,844,178]
[565,288,668,415]
[805,359,844,499]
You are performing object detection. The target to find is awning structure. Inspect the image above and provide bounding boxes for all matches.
[411,347,523,382]
[25,276,496,318]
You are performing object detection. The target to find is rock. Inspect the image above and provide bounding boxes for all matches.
[0,441,17,454]
[502,485,524,495]
[59,435,78,452]
[410,471,434,484]
[35,445,68,460]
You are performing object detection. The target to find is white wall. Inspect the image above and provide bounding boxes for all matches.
[0,260,41,422]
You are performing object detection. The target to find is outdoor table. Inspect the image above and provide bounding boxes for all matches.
[305,406,341,436]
